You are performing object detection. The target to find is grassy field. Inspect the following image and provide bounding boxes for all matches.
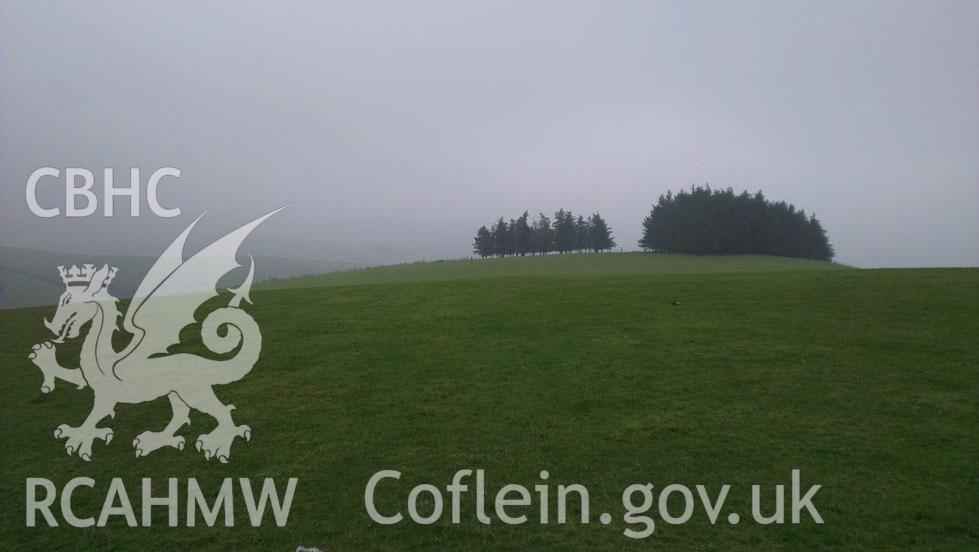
[1,254,976,550]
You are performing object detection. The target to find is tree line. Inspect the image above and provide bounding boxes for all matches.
[473,210,616,257]
[639,186,834,260]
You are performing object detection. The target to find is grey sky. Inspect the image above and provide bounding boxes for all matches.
[2,1,976,268]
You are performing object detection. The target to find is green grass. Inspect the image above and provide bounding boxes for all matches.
[0,255,976,550]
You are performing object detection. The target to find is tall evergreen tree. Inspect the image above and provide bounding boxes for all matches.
[513,211,533,256]
[530,218,542,255]
[473,225,493,258]
[492,217,511,257]
[554,209,577,253]
[589,213,616,252]
[534,212,554,255]
[574,215,592,252]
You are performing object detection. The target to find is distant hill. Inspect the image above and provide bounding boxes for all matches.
[0,246,354,309]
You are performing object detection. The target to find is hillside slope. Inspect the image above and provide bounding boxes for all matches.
[0,257,975,550]
[0,246,354,309]
[265,252,846,290]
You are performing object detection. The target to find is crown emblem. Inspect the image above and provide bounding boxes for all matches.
[57,264,118,290]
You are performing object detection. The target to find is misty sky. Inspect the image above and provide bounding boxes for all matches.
[1,1,976,268]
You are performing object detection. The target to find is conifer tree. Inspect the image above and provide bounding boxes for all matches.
[573,215,590,252]
[535,212,554,255]
[513,211,533,256]
[492,217,511,257]
[589,213,616,252]
[554,209,577,253]
[473,225,493,258]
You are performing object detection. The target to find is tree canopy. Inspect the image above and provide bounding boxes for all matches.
[639,186,834,260]
[474,210,616,257]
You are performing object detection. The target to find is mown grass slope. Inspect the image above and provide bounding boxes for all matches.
[0,255,976,551]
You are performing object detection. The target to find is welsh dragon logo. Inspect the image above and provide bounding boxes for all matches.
[26,207,287,463]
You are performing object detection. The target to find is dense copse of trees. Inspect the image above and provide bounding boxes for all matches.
[639,186,834,260]
[474,210,616,257]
